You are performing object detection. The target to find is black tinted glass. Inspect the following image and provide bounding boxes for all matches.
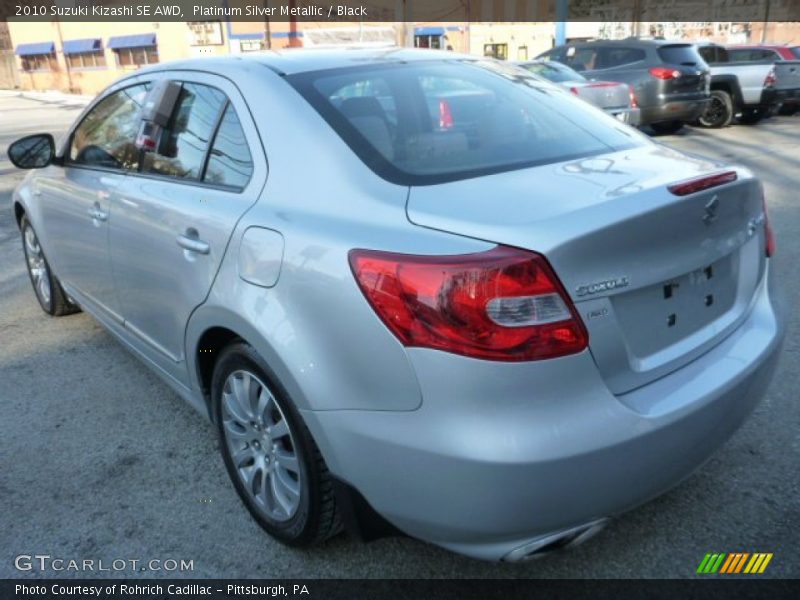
[70,84,150,169]
[143,83,226,180]
[204,105,253,189]
[658,45,703,66]
[290,60,643,185]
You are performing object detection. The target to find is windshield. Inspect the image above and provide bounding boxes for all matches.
[519,61,585,83]
[288,60,643,185]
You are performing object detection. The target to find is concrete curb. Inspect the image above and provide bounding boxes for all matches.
[0,89,93,105]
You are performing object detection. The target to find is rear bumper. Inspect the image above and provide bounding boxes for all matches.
[641,97,709,125]
[302,266,785,561]
[605,106,641,127]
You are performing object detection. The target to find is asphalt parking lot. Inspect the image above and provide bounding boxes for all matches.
[0,92,797,579]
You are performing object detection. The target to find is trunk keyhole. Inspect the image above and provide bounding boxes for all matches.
[705,294,714,307]
[667,313,677,327]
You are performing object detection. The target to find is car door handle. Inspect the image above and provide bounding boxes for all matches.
[176,233,210,255]
[88,207,108,222]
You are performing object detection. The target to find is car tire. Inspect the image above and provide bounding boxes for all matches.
[20,216,80,317]
[739,108,765,125]
[212,342,341,547]
[649,120,684,135]
[697,90,734,128]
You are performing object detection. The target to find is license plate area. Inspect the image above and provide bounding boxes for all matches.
[611,253,738,357]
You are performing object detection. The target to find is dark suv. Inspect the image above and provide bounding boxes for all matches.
[537,39,711,134]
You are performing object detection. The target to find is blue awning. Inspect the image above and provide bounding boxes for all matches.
[107,33,156,50]
[15,42,55,56]
[63,38,102,55]
[415,27,445,36]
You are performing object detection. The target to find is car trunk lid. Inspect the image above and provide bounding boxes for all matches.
[570,81,631,110]
[406,144,766,394]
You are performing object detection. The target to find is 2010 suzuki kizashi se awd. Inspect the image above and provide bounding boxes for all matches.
[8,49,785,562]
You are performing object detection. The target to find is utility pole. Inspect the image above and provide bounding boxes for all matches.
[53,18,73,93]
[263,0,272,49]
[555,0,567,46]
[761,0,771,43]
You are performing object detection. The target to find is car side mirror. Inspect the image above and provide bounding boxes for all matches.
[7,134,56,169]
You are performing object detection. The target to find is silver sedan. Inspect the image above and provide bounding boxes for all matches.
[8,49,785,562]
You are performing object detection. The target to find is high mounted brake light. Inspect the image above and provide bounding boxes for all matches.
[668,171,738,196]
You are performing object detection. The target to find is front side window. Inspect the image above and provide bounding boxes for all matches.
[289,60,642,185]
[142,83,226,180]
[69,83,150,170]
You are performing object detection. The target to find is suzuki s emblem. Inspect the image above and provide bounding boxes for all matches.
[703,195,720,225]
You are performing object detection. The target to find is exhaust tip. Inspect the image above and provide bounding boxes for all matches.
[502,518,610,562]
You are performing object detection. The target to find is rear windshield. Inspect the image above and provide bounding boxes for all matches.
[658,44,703,66]
[288,60,642,185]
[520,61,585,83]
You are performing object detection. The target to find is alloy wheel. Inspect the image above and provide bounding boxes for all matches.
[220,369,303,522]
[24,224,51,307]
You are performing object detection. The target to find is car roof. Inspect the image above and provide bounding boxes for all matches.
[564,38,691,48]
[134,47,476,77]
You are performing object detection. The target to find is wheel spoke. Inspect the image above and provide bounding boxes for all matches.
[274,448,299,474]
[222,390,249,424]
[223,418,250,441]
[269,418,289,440]
[229,443,254,468]
[255,388,273,423]
[270,469,296,515]
[232,373,254,419]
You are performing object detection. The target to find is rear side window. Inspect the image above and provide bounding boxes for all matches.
[600,47,646,68]
[791,47,800,59]
[142,83,226,180]
[728,48,778,62]
[697,46,729,65]
[203,104,254,189]
[564,46,599,72]
[289,60,642,185]
[658,44,703,66]
[70,83,150,170]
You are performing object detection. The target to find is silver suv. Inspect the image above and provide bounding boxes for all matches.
[9,49,785,562]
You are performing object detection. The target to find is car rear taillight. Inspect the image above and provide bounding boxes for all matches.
[349,246,588,361]
[763,194,776,257]
[763,67,777,88]
[649,66,682,80]
[628,85,638,108]
[668,171,738,196]
[438,99,454,129]
[569,86,579,96]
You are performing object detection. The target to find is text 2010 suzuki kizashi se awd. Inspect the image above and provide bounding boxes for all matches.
[9,49,785,561]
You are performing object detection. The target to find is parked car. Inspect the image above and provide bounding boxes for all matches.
[8,49,785,562]
[537,38,710,134]
[695,43,780,127]
[726,44,800,115]
[517,59,640,125]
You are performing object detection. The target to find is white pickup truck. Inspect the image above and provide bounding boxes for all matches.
[695,42,800,127]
